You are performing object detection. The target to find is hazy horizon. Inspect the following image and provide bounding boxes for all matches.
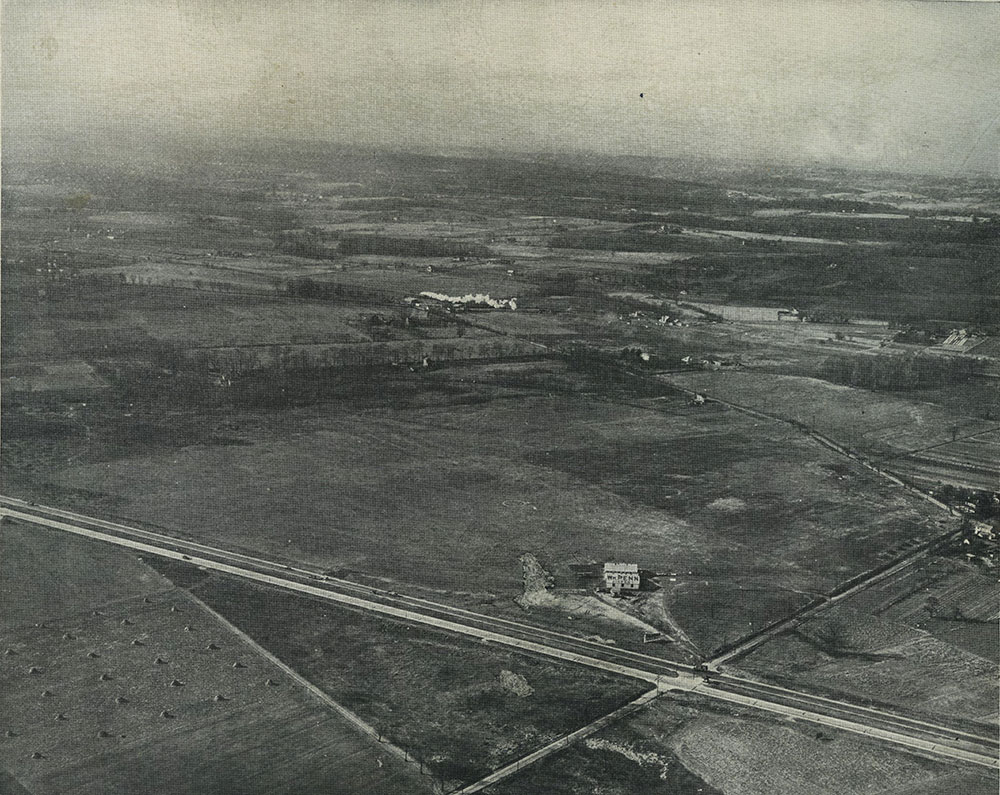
[4,0,999,176]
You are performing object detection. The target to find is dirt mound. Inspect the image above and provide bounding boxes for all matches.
[514,553,556,609]
[498,669,534,697]
[707,497,747,512]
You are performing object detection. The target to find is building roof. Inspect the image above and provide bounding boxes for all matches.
[604,562,638,573]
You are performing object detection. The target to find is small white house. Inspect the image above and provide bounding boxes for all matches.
[604,563,640,594]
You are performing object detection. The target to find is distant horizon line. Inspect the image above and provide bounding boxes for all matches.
[3,125,997,182]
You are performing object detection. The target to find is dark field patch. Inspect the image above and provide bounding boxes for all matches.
[668,581,811,655]
[178,573,646,790]
[525,435,786,505]
[18,388,950,658]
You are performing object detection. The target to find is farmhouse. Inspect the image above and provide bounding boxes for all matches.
[603,562,640,595]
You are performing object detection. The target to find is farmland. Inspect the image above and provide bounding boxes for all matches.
[484,692,993,795]
[898,430,1000,492]
[150,565,646,790]
[734,551,999,727]
[0,522,430,795]
[3,142,998,792]
[4,146,991,663]
[5,367,956,658]
[667,371,1000,491]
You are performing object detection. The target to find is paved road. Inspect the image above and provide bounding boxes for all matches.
[2,497,996,770]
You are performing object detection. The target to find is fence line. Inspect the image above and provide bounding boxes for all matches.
[451,688,661,794]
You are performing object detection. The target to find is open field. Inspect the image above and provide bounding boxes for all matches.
[2,278,522,386]
[0,523,430,795]
[734,552,999,727]
[152,565,646,790]
[460,310,579,339]
[667,371,1000,492]
[485,691,993,795]
[1,285,467,356]
[891,384,1000,429]
[0,521,173,630]
[98,299,375,347]
[4,365,956,657]
[2,362,109,396]
[898,430,1000,492]
[4,145,998,792]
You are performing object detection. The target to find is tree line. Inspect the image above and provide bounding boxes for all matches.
[820,352,983,391]
[338,234,491,258]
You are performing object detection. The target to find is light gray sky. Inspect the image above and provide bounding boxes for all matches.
[4,0,999,174]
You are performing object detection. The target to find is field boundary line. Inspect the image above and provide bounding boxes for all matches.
[451,688,662,794]
[691,683,999,770]
[705,526,960,669]
[877,424,1000,463]
[652,376,977,670]
[657,376,957,514]
[172,587,424,775]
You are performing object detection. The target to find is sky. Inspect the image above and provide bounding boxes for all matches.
[4,0,999,175]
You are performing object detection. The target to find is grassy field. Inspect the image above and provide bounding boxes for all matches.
[485,691,991,795]
[2,363,109,396]
[6,367,953,657]
[156,566,646,790]
[4,150,998,794]
[734,553,999,727]
[667,371,1000,493]
[2,278,519,392]
[899,429,1000,491]
[462,310,579,340]
[0,523,429,795]
[669,371,996,456]
[110,300,376,347]
[2,286,405,358]
[0,521,171,629]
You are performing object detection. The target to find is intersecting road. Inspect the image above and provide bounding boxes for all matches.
[1,496,996,770]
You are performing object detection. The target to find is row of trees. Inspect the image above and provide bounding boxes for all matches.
[934,485,999,519]
[282,276,394,304]
[338,234,491,258]
[188,338,539,373]
[106,339,552,413]
[562,343,674,398]
[819,352,983,391]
